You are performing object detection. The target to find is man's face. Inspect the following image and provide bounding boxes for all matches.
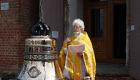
[74,24,81,32]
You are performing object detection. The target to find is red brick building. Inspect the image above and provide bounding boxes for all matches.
[0,0,140,80]
[0,0,64,74]
[0,0,37,73]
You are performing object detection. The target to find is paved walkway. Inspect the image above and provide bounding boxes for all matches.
[96,63,135,80]
[0,63,134,80]
[97,63,129,75]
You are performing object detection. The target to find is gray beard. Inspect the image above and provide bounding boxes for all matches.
[73,32,81,37]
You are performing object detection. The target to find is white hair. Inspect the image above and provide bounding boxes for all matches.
[72,18,85,30]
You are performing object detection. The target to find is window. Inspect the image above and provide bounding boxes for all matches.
[90,8,104,37]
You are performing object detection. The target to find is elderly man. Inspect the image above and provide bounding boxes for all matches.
[58,19,96,80]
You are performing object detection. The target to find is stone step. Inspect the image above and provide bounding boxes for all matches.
[96,75,134,80]
[95,63,135,80]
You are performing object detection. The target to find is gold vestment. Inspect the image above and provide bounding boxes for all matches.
[58,32,96,80]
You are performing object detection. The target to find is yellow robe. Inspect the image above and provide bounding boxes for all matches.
[58,32,96,80]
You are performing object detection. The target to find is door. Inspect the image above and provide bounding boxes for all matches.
[84,0,126,63]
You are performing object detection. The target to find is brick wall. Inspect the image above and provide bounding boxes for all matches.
[0,0,38,74]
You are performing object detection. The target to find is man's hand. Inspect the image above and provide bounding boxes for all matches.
[64,37,71,42]
[77,52,83,58]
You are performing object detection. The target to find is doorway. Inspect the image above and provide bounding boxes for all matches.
[113,3,126,59]
[84,0,126,63]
